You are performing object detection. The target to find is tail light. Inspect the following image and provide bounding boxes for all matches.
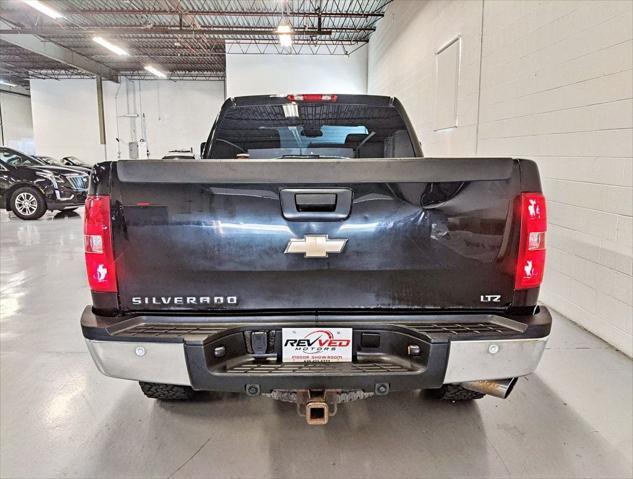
[287,94,337,102]
[84,195,117,292]
[515,192,547,289]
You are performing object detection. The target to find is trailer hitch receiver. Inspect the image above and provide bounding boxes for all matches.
[295,389,339,425]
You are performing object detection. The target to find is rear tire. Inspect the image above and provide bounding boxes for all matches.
[428,384,485,401]
[139,382,195,401]
[10,187,46,220]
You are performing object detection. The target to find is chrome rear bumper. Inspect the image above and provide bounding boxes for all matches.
[85,340,191,386]
[85,334,549,388]
[444,336,548,383]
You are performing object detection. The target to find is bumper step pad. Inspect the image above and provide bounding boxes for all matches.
[227,360,413,375]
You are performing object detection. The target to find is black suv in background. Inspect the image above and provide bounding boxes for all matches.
[34,155,92,174]
[60,156,91,170]
[0,147,89,220]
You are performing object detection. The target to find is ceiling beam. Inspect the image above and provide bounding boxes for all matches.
[48,9,385,19]
[0,26,352,36]
[49,44,226,52]
[0,20,119,82]
[0,83,30,96]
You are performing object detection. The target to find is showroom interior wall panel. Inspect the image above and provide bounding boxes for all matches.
[368,0,633,356]
[30,79,225,163]
[368,0,484,156]
[104,79,225,160]
[225,46,368,98]
[30,79,104,163]
[0,90,34,153]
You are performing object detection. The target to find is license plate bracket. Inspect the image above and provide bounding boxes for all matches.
[282,328,353,363]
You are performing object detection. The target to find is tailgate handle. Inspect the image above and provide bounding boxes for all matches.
[295,193,337,212]
[280,188,352,221]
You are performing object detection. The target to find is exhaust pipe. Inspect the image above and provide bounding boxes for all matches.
[461,378,517,399]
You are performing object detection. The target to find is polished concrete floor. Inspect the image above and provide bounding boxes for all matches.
[1,209,632,479]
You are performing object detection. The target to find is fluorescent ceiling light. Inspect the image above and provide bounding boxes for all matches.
[278,33,293,48]
[0,79,17,87]
[92,36,129,56]
[21,0,64,19]
[282,103,299,118]
[276,24,292,34]
[144,65,167,79]
[276,19,293,48]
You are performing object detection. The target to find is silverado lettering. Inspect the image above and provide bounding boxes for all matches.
[131,296,238,305]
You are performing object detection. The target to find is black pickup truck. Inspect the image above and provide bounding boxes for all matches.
[81,94,550,425]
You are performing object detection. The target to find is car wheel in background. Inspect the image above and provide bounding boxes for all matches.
[10,187,47,220]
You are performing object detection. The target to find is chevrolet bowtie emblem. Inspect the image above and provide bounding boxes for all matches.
[284,235,348,258]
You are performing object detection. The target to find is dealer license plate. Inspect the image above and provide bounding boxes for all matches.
[282,328,353,363]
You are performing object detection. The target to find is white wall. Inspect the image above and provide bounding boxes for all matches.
[368,0,484,156]
[30,79,105,163]
[0,90,34,153]
[30,79,225,163]
[226,46,368,97]
[103,79,225,160]
[478,0,632,356]
[369,0,633,355]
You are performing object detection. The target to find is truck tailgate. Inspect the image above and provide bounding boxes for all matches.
[109,158,522,312]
